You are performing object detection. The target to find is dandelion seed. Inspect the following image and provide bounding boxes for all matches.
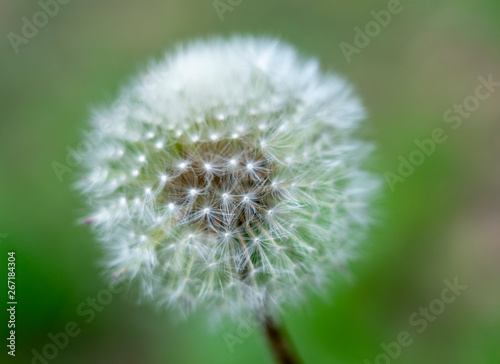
[77,36,379,325]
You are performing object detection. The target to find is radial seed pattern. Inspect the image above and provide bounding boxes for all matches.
[77,37,379,319]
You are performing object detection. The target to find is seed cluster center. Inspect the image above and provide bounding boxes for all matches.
[162,140,278,237]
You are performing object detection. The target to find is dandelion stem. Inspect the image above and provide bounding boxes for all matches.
[262,315,303,364]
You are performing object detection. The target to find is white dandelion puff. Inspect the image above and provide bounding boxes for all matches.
[76,36,379,322]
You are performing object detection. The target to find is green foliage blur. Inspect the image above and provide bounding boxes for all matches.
[1,0,500,363]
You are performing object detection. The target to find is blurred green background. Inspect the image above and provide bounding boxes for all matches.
[1,0,500,363]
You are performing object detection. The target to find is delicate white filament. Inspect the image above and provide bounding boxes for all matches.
[77,36,379,321]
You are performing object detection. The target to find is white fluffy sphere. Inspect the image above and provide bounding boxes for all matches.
[77,36,379,320]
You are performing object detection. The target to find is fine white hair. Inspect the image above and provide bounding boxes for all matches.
[77,36,379,321]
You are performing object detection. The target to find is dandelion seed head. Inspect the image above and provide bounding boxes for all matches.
[77,36,379,321]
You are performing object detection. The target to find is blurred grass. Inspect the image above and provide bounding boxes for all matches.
[1,0,500,363]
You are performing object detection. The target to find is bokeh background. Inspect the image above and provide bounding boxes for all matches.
[1,0,500,363]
